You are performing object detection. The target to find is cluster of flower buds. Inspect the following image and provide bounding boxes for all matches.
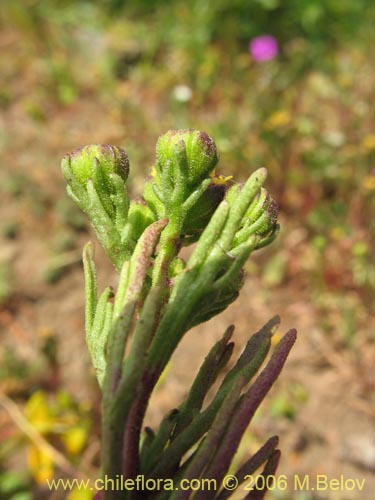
[61,131,279,292]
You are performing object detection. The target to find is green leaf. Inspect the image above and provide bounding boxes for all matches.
[82,242,97,336]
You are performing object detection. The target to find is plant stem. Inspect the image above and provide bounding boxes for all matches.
[151,217,182,286]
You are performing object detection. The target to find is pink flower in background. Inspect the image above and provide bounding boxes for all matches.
[249,35,279,62]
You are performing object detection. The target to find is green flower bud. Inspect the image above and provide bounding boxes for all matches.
[156,129,218,185]
[62,144,129,187]
[62,143,130,221]
[61,144,131,269]
[226,180,279,248]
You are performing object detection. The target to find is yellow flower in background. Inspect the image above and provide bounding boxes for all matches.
[23,390,92,484]
[362,176,375,191]
[271,329,283,347]
[362,134,375,151]
[27,445,54,483]
[25,391,54,434]
[265,110,291,130]
[67,488,95,500]
[62,426,89,456]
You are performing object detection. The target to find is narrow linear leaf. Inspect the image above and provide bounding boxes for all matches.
[142,409,180,472]
[201,329,296,486]
[221,316,280,387]
[95,301,113,386]
[107,218,169,388]
[101,285,165,484]
[86,180,123,269]
[120,284,167,479]
[139,427,155,466]
[101,220,168,482]
[149,323,272,478]
[188,201,230,269]
[87,286,113,352]
[83,242,97,335]
[173,325,235,438]
[174,376,245,500]
[216,436,279,500]
[254,224,280,250]
[109,172,130,234]
[211,236,258,292]
[182,178,211,213]
[243,450,281,500]
[113,260,130,319]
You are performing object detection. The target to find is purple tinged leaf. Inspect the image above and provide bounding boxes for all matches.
[200,329,296,486]
[142,409,180,472]
[243,450,281,500]
[107,218,169,389]
[148,321,276,479]
[173,325,235,437]
[174,376,245,500]
[216,436,279,500]
[221,316,279,388]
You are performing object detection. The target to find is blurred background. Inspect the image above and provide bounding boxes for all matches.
[0,1,374,499]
